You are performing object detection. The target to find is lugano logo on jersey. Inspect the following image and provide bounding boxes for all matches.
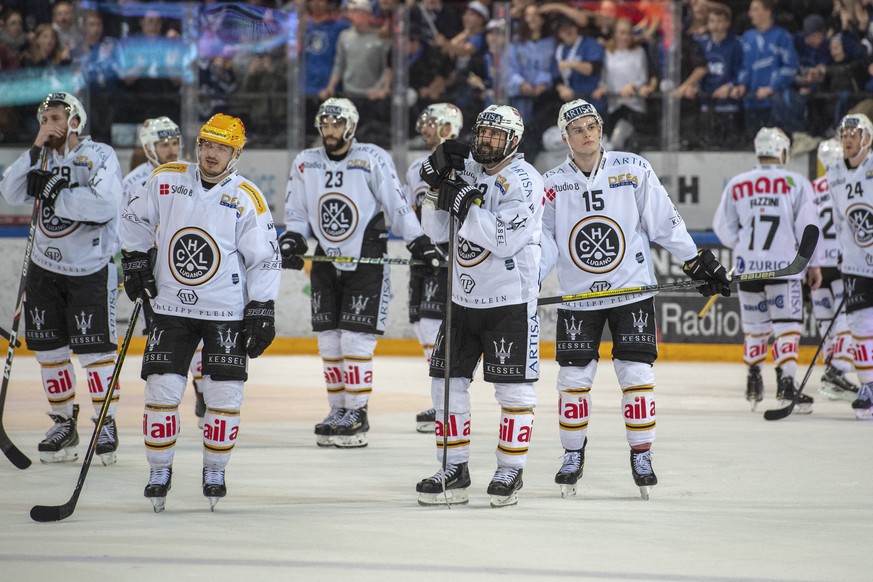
[39,204,78,238]
[569,216,625,273]
[457,236,490,267]
[169,227,220,285]
[847,203,873,246]
[318,193,358,242]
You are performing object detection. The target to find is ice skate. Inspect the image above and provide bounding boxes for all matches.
[333,407,369,448]
[194,381,206,429]
[144,466,172,513]
[819,366,859,401]
[314,407,345,447]
[851,383,873,420]
[630,449,657,500]
[777,375,813,414]
[746,364,764,410]
[93,415,118,466]
[38,404,79,463]
[487,467,523,508]
[415,408,436,433]
[554,448,585,498]
[416,462,471,506]
[203,467,227,511]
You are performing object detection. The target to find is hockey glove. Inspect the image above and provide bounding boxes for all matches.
[440,178,483,223]
[27,169,67,205]
[420,140,470,190]
[121,250,158,302]
[243,299,275,358]
[407,234,445,274]
[682,249,731,298]
[278,231,307,270]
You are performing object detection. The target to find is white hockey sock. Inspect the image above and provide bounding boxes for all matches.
[202,407,240,470]
[772,332,800,378]
[558,387,590,451]
[436,411,471,465]
[41,360,76,417]
[144,404,179,467]
[85,359,119,418]
[343,356,372,410]
[622,385,656,448]
[322,357,345,409]
[743,334,769,366]
[495,407,534,469]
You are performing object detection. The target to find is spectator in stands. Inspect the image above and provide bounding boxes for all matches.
[685,0,711,42]
[20,23,68,68]
[671,23,709,149]
[795,13,831,137]
[592,17,657,148]
[50,0,80,57]
[320,0,392,147]
[198,49,238,120]
[239,48,288,145]
[730,0,800,141]
[508,3,556,160]
[464,17,509,119]
[0,8,27,53]
[551,14,605,119]
[820,31,868,131]
[441,1,489,138]
[407,23,451,129]
[303,0,348,146]
[698,2,743,149]
[74,10,119,143]
[410,0,463,50]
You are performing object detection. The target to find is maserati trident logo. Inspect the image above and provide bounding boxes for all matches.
[424,280,440,302]
[350,295,369,315]
[30,307,46,330]
[564,314,583,340]
[218,328,239,354]
[493,337,513,365]
[74,310,92,335]
[632,309,648,333]
[147,328,164,351]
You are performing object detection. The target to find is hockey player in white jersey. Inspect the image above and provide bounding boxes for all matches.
[823,113,873,420]
[416,104,544,508]
[713,127,822,412]
[121,113,280,511]
[281,98,439,448]
[810,138,859,400]
[404,103,462,433]
[0,92,124,466]
[122,117,208,426]
[540,99,731,500]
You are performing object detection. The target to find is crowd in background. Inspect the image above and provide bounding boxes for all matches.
[3,0,873,155]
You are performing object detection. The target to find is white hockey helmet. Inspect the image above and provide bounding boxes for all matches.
[558,99,603,140]
[139,116,182,166]
[838,113,873,143]
[315,97,359,141]
[816,137,843,167]
[754,127,790,162]
[415,103,463,141]
[471,104,524,165]
[37,92,86,134]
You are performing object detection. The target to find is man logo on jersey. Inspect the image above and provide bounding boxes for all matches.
[847,203,873,246]
[170,227,220,285]
[457,236,490,267]
[39,204,78,238]
[318,194,358,242]
[569,216,625,273]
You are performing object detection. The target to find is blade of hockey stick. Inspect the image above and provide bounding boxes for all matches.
[539,224,819,306]
[300,255,446,268]
[764,293,846,421]
[30,299,143,522]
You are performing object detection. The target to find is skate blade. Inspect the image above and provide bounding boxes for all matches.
[208,497,221,512]
[854,408,873,421]
[415,421,435,433]
[559,483,577,498]
[149,497,167,513]
[748,400,759,411]
[334,434,368,448]
[490,491,519,508]
[98,451,117,466]
[639,486,651,500]
[315,434,335,447]
[418,489,469,506]
[795,403,813,415]
[39,447,79,464]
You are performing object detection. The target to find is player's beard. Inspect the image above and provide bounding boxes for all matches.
[47,132,66,151]
[323,135,348,154]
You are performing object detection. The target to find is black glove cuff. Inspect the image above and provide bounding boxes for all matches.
[245,300,275,318]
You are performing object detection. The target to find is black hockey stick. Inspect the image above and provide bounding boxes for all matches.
[31,298,143,522]
[538,224,819,306]
[299,254,447,268]
[440,216,458,508]
[0,326,21,348]
[764,294,846,421]
[0,147,52,470]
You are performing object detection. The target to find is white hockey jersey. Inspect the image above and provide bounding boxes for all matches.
[713,164,821,279]
[421,153,544,307]
[540,151,698,310]
[284,141,424,271]
[404,155,430,219]
[0,138,123,276]
[824,155,873,277]
[811,175,840,268]
[121,162,281,320]
[122,161,153,202]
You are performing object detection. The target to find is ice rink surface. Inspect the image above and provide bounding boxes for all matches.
[0,354,870,582]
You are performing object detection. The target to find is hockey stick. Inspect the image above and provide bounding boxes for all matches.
[0,326,21,348]
[0,147,52,470]
[31,298,143,522]
[539,224,819,306]
[697,266,735,318]
[299,254,447,268]
[439,215,457,508]
[763,294,846,421]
